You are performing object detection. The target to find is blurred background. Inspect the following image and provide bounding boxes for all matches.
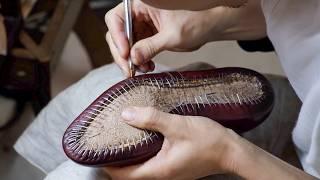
[0,0,284,179]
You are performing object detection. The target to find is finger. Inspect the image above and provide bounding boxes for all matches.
[121,107,181,136]
[105,165,151,179]
[136,61,155,73]
[105,156,164,179]
[148,61,156,71]
[131,32,167,66]
[106,32,130,77]
[136,63,149,73]
[105,3,129,59]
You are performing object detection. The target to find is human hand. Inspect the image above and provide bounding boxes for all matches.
[104,108,316,180]
[105,107,239,179]
[105,1,228,76]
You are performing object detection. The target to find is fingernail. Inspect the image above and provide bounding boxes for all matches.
[138,64,149,73]
[121,108,136,121]
[132,49,144,65]
[149,62,155,71]
[136,68,143,73]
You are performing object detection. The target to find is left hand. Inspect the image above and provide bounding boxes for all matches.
[104,107,239,180]
[105,1,229,76]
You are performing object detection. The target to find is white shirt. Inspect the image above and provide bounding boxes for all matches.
[262,0,320,177]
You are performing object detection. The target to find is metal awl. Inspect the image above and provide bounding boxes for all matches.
[123,0,135,77]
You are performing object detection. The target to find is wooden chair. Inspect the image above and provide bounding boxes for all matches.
[0,0,113,129]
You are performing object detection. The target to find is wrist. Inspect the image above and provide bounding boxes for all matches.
[222,134,314,180]
[205,7,234,42]
[216,129,245,174]
[222,129,267,179]
[207,1,267,41]
[214,128,260,177]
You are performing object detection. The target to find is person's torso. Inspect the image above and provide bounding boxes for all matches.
[261,0,320,177]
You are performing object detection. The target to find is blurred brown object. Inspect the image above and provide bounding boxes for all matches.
[0,0,113,129]
[75,1,113,68]
[0,15,7,55]
[20,0,37,18]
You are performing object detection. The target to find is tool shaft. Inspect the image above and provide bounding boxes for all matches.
[124,0,133,47]
[124,0,135,77]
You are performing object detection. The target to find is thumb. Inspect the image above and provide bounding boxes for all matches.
[121,107,179,136]
[131,33,167,65]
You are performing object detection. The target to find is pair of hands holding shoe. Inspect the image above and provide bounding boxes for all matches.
[104,0,314,179]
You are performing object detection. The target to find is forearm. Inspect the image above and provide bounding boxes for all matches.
[141,0,247,11]
[225,132,316,180]
[208,0,267,41]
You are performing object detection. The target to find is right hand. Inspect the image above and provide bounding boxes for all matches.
[105,1,228,76]
[105,107,239,179]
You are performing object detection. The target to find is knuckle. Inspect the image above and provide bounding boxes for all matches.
[143,107,159,127]
[146,40,157,58]
[105,32,110,42]
[104,10,113,26]
[106,33,114,47]
[158,167,175,179]
[167,29,180,43]
[131,48,142,64]
[173,34,183,46]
